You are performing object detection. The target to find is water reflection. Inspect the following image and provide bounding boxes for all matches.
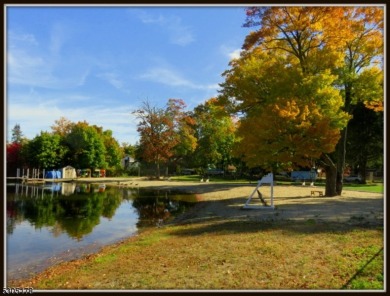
[7,183,127,240]
[6,182,197,280]
[7,183,195,239]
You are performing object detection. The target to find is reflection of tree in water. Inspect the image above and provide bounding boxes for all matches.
[6,184,124,240]
[57,192,104,241]
[131,189,193,228]
[20,196,63,229]
[101,191,125,220]
[6,185,196,239]
[6,200,23,234]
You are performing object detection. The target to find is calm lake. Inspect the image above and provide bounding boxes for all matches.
[6,182,198,280]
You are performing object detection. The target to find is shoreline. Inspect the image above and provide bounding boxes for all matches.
[7,179,383,285]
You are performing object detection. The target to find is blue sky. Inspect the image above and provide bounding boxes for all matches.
[6,5,253,145]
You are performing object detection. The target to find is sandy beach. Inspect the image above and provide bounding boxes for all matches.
[81,177,383,226]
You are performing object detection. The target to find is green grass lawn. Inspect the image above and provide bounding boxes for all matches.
[308,181,383,194]
[342,183,384,193]
[170,175,250,183]
[171,175,384,194]
[12,220,383,290]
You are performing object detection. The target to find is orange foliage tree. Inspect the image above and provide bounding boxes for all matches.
[219,6,383,196]
[133,99,195,178]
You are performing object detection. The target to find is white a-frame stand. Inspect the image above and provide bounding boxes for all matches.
[243,173,275,210]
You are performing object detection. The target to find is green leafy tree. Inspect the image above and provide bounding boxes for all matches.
[64,122,107,170]
[193,98,238,171]
[121,143,137,157]
[345,102,383,183]
[24,131,68,169]
[101,129,122,173]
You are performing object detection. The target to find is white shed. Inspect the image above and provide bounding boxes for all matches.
[62,166,77,179]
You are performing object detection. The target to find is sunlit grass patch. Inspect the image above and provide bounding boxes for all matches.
[12,219,383,290]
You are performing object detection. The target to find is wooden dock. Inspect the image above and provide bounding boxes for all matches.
[7,177,47,184]
[25,179,46,184]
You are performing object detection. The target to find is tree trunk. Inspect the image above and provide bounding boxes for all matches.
[359,155,368,184]
[323,154,338,197]
[156,162,160,179]
[336,126,348,195]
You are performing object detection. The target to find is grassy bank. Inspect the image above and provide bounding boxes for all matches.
[171,175,384,194]
[8,179,383,290]
[11,219,383,290]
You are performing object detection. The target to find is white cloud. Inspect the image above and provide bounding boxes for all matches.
[7,48,88,89]
[140,67,192,87]
[7,49,55,86]
[139,67,219,91]
[7,30,90,89]
[133,9,195,46]
[78,69,90,87]
[49,23,67,55]
[8,31,38,46]
[7,103,139,144]
[136,10,165,24]
[220,44,242,61]
[97,72,124,90]
[228,49,242,60]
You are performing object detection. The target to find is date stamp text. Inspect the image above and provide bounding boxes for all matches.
[3,288,33,294]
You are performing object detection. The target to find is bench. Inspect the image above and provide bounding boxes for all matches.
[311,190,324,197]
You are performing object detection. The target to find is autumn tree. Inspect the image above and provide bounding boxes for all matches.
[331,7,384,193]
[167,99,197,169]
[51,117,74,137]
[133,99,188,178]
[7,124,28,176]
[220,6,383,196]
[220,7,347,195]
[219,48,348,181]
[6,142,24,176]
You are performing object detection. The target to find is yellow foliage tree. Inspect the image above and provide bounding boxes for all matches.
[220,6,383,196]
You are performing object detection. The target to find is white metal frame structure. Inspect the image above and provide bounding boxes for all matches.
[243,172,275,210]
